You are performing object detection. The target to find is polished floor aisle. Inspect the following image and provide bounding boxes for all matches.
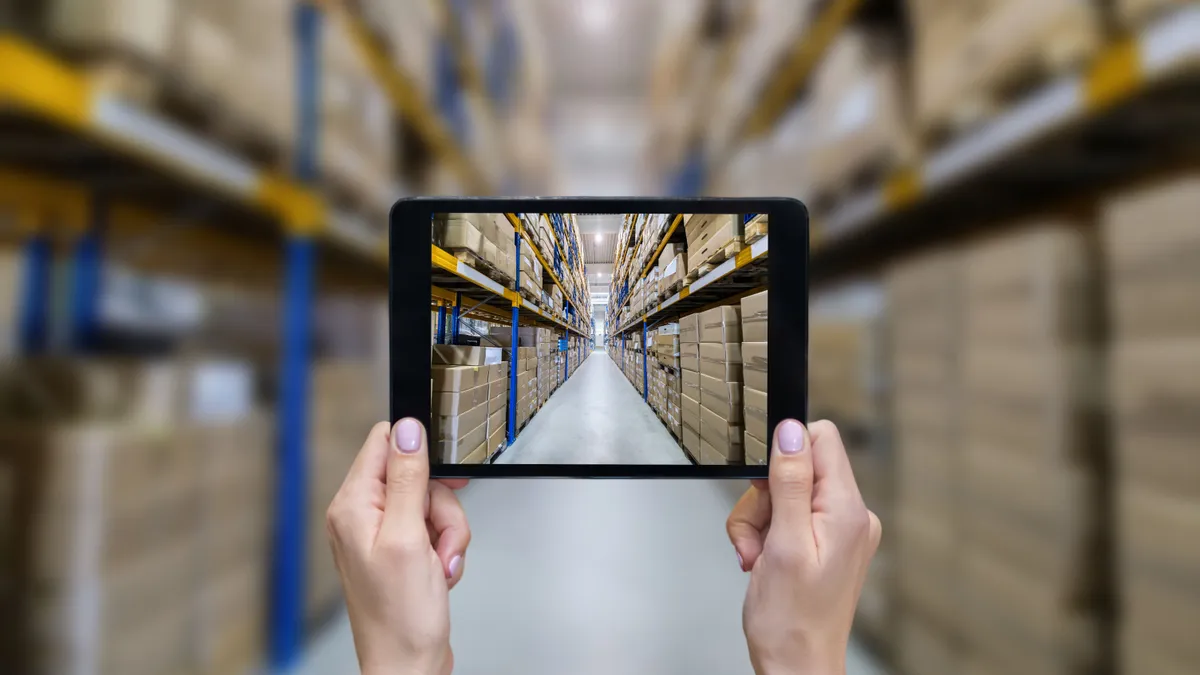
[496,351,690,465]
[296,350,887,675]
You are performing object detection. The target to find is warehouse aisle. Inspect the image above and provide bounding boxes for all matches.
[297,478,888,675]
[495,353,690,465]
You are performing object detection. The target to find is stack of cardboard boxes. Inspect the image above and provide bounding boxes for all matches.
[685,214,743,273]
[887,251,963,675]
[0,359,275,675]
[310,360,388,621]
[699,305,743,465]
[191,402,273,675]
[516,346,536,428]
[433,214,517,283]
[658,243,687,295]
[1104,173,1200,675]
[485,359,508,459]
[431,346,504,465]
[680,313,702,461]
[520,242,543,300]
[741,291,769,466]
[959,223,1105,675]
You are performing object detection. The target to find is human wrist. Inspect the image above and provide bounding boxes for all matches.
[753,642,846,675]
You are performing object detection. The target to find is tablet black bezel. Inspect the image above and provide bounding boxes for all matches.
[390,197,808,478]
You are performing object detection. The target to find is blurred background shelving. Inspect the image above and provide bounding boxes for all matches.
[2,1,1199,674]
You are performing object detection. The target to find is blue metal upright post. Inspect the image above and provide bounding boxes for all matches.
[642,320,649,401]
[271,2,320,671]
[436,305,447,343]
[69,197,106,352]
[451,292,462,343]
[18,226,52,354]
[507,233,521,445]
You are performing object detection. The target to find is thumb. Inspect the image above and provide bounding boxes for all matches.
[766,420,815,539]
[380,418,432,542]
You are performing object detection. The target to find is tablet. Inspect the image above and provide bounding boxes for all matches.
[390,198,808,478]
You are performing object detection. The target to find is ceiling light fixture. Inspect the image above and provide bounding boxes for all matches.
[595,234,603,243]
[581,0,612,34]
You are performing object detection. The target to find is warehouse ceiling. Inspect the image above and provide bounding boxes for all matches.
[529,0,671,196]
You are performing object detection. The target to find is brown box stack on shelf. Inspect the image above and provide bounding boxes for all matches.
[0,360,199,675]
[685,214,744,273]
[887,251,963,675]
[659,242,687,295]
[699,306,744,465]
[908,0,1102,149]
[516,347,536,428]
[741,291,768,467]
[485,362,508,459]
[431,346,502,465]
[679,313,702,461]
[520,242,543,300]
[1104,173,1200,675]
[190,399,273,675]
[310,360,387,621]
[319,10,395,217]
[458,213,516,283]
[959,222,1105,675]
[173,0,296,159]
[809,317,880,430]
[808,27,912,207]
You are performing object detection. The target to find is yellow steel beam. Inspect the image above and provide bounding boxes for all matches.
[742,0,863,139]
[641,214,683,279]
[336,7,492,195]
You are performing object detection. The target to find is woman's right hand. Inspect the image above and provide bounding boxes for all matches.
[727,420,882,675]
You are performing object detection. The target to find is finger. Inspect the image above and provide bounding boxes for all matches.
[428,481,471,585]
[726,485,771,571]
[750,479,769,492]
[436,478,471,491]
[809,420,864,510]
[380,418,432,544]
[339,422,393,496]
[765,419,816,545]
[868,510,883,552]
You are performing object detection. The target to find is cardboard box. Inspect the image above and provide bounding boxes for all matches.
[699,306,742,343]
[742,342,768,392]
[699,343,743,381]
[681,368,701,401]
[686,216,743,271]
[460,442,488,464]
[488,382,507,413]
[486,362,507,382]
[743,387,768,443]
[700,403,743,461]
[681,392,701,431]
[432,383,488,416]
[745,432,768,466]
[700,437,735,465]
[487,425,505,458]
[679,314,700,343]
[431,365,487,392]
[487,407,506,435]
[740,290,768,342]
[435,218,483,253]
[700,373,743,422]
[432,401,488,441]
[683,421,701,460]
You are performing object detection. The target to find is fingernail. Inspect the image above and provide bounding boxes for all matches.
[394,418,422,454]
[448,555,462,578]
[737,552,744,570]
[778,420,806,455]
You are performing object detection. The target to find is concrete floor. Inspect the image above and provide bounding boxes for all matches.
[295,350,888,675]
[495,352,690,464]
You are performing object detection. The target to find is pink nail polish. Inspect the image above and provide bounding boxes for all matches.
[778,420,805,454]
[448,555,462,578]
[394,418,422,453]
[737,552,744,570]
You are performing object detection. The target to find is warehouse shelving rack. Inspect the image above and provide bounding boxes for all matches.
[679,4,1200,286]
[606,213,767,421]
[430,212,591,450]
[0,1,512,671]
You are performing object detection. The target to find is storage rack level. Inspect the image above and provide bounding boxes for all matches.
[431,218,590,455]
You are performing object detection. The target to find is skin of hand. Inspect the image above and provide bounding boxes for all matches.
[727,419,883,675]
[325,419,472,675]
